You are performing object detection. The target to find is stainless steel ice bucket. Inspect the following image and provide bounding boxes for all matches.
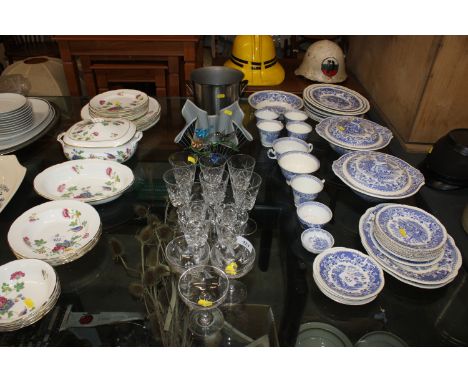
[188,66,248,115]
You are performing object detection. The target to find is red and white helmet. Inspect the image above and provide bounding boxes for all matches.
[295,40,347,83]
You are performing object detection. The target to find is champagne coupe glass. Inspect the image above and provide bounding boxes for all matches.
[231,172,262,235]
[227,154,256,190]
[178,265,229,337]
[210,227,256,304]
[165,235,210,274]
[163,168,191,207]
[168,151,198,186]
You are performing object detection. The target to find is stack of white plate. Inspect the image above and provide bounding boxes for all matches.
[302,84,370,122]
[33,159,135,205]
[316,116,393,155]
[312,247,385,305]
[0,95,56,154]
[81,89,161,132]
[7,200,102,266]
[359,204,462,289]
[0,259,60,332]
[332,151,425,202]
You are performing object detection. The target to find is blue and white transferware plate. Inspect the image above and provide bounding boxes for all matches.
[313,247,384,300]
[248,91,303,114]
[375,204,447,252]
[332,151,425,199]
[303,84,370,115]
[359,205,462,286]
[316,116,393,150]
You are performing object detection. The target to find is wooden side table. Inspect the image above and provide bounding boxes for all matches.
[54,36,202,97]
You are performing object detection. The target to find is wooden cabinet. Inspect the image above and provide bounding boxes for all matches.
[347,36,468,152]
[54,35,202,97]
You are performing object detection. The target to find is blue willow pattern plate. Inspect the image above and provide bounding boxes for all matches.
[375,205,447,251]
[359,205,462,285]
[316,117,393,150]
[248,91,303,114]
[313,247,384,299]
[304,85,369,114]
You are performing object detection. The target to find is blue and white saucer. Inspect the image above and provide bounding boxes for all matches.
[359,204,462,287]
[303,84,370,115]
[332,151,425,199]
[316,116,393,151]
[248,91,303,114]
[313,247,385,301]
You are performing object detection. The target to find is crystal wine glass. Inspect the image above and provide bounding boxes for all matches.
[199,153,228,184]
[231,172,262,235]
[178,265,229,337]
[163,168,191,207]
[168,151,198,187]
[227,154,256,190]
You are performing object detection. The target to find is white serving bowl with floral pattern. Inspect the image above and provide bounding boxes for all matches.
[33,159,134,205]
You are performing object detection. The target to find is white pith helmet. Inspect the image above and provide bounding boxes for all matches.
[295,40,347,83]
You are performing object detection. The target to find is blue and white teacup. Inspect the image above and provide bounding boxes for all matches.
[267,137,313,160]
[257,120,284,148]
[301,228,334,254]
[254,108,280,122]
[286,121,313,141]
[290,174,325,206]
[284,110,308,123]
[277,151,320,184]
[296,201,333,229]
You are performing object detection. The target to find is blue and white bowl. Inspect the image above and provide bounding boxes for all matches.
[284,110,308,123]
[290,174,324,206]
[257,120,283,148]
[254,108,280,122]
[267,137,313,160]
[301,228,334,254]
[248,90,304,114]
[296,201,332,229]
[286,121,313,141]
[277,151,320,184]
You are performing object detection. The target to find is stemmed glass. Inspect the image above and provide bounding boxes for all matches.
[163,168,191,207]
[210,226,256,304]
[199,153,228,183]
[168,151,198,186]
[227,154,256,190]
[178,265,229,337]
[231,172,262,235]
[165,235,210,274]
[199,170,230,208]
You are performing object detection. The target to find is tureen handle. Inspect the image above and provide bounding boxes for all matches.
[133,131,143,143]
[267,149,277,159]
[308,143,313,152]
[57,132,66,146]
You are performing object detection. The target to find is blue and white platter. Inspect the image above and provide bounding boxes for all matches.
[332,151,425,199]
[303,84,370,115]
[316,116,393,151]
[359,204,462,287]
[312,247,385,301]
[248,91,303,114]
[375,204,447,252]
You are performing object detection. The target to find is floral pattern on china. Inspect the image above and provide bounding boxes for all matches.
[69,119,125,141]
[375,205,447,251]
[314,248,384,299]
[359,204,462,285]
[56,165,120,200]
[0,271,35,321]
[0,184,9,209]
[309,86,364,111]
[91,90,148,113]
[23,207,90,257]
[66,148,133,162]
[248,91,304,113]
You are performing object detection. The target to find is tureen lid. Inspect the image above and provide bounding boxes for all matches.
[63,118,136,148]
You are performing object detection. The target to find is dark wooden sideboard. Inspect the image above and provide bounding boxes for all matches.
[54,35,203,97]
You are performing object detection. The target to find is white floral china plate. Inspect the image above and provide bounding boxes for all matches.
[8,200,101,264]
[0,259,58,327]
[34,159,134,205]
[0,156,26,213]
[62,118,136,148]
[359,204,462,287]
[89,89,148,120]
[313,247,385,301]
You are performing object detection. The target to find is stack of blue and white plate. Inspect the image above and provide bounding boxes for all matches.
[312,247,385,305]
[302,84,370,122]
[316,116,393,155]
[332,151,425,202]
[359,203,462,289]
